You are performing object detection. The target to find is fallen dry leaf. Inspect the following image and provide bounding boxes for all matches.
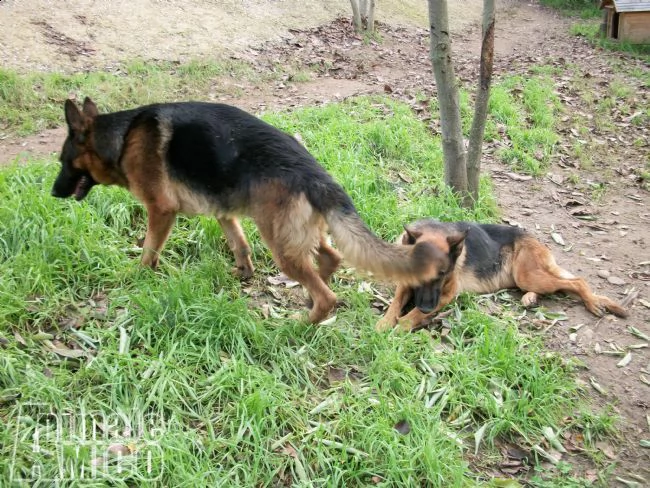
[394,419,411,435]
[267,273,300,288]
[551,232,565,246]
[595,441,617,459]
[589,377,607,396]
[607,276,626,286]
[617,352,632,368]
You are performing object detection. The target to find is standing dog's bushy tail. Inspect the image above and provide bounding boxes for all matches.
[326,209,437,286]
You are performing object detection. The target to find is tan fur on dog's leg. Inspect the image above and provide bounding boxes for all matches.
[141,208,176,269]
[513,238,627,318]
[315,235,342,284]
[396,307,433,333]
[218,217,254,279]
[521,291,539,308]
[376,284,413,332]
[252,189,336,324]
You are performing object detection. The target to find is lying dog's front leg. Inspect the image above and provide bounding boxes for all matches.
[396,285,456,332]
[375,284,413,332]
[141,207,177,269]
[396,307,434,332]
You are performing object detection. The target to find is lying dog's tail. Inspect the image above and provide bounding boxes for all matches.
[325,208,437,286]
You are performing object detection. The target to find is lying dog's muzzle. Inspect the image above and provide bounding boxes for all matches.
[414,282,441,314]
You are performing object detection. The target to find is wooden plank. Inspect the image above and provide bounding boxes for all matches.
[619,12,650,43]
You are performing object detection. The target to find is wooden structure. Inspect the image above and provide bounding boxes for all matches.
[600,0,650,43]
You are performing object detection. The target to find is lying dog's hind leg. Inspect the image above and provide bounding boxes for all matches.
[513,239,627,318]
[218,217,254,279]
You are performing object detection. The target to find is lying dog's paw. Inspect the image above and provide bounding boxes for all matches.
[375,316,397,332]
[396,317,418,333]
[521,291,539,308]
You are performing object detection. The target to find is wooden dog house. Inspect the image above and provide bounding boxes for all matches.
[600,0,650,43]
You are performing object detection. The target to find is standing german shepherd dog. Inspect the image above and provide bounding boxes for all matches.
[52,98,442,323]
[376,219,628,332]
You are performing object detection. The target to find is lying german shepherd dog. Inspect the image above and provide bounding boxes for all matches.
[375,219,628,332]
[52,98,441,323]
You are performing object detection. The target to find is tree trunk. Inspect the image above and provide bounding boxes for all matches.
[467,0,495,203]
[367,0,376,34]
[428,0,469,205]
[350,0,362,32]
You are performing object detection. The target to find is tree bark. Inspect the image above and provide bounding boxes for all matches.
[467,0,495,203]
[367,0,376,34]
[350,0,362,32]
[428,0,469,205]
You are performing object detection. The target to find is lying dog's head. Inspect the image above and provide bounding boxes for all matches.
[52,98,125,201]
[402,220,469,314]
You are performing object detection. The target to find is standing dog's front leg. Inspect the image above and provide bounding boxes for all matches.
[141,206,177,269]
[375,284,413,332]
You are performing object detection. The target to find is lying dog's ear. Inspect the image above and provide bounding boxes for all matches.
[402,224,422,245]
[446,226,469,260]
[64,99,85,134]
[82,97,99,118]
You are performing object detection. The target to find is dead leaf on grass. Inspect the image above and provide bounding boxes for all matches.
[397,172,412,183]
[43,340,87,359]
[542,426,567,453]
[107,444,132,456]
[595,440,617,459]
[267,273,300,288]
[327,365,362,385]
[14,331,27,346]
[279,443,298,458]
[474,422,488,455]
[394,419,411,435]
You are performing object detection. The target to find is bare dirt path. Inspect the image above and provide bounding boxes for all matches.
[1,0,648,484]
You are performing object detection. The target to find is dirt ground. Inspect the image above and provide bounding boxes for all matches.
[1,0,648,484]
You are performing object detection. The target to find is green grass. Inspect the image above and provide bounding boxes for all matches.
[539,0,600,18]
[486,75,561,175]
[0,98,607,486]
[0,58,310,136]
[570,22,650,63]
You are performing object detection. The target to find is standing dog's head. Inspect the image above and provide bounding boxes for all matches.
[402,221,469,314]
[51,98,101,201]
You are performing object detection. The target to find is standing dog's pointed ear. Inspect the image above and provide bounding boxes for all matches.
[64,99,84,133]
[402,224,423,245]
[82,97,99,118]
